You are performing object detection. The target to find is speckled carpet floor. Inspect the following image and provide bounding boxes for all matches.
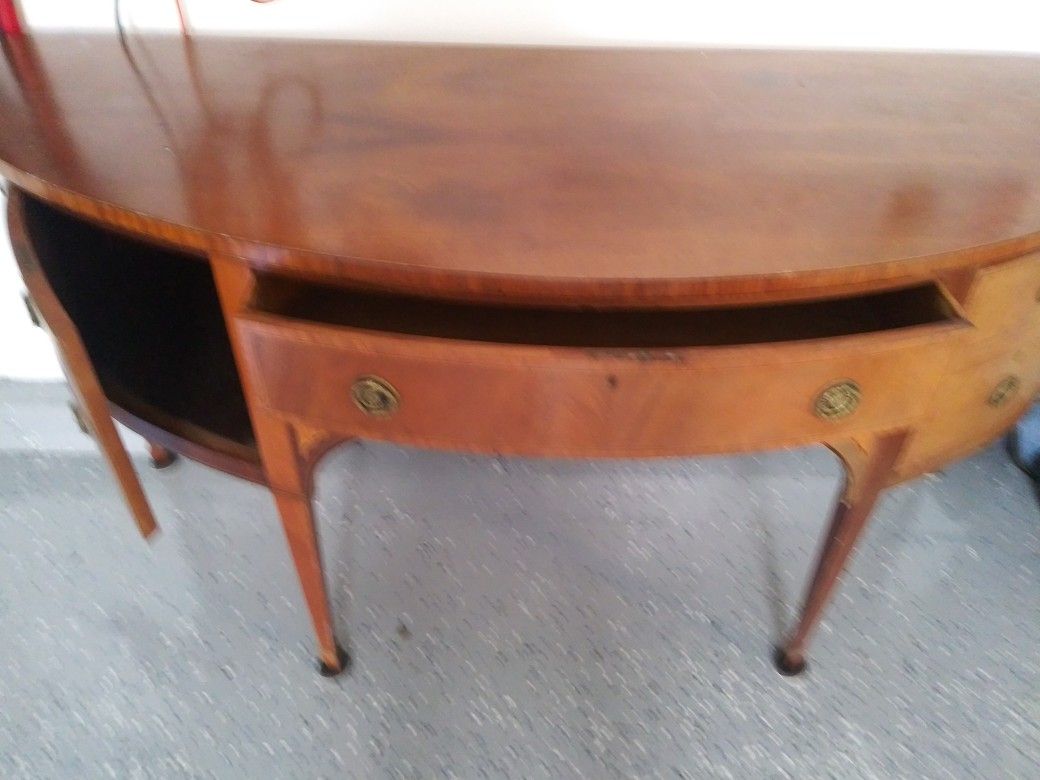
[1,379,1038,778]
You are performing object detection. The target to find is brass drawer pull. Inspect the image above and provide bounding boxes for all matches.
[68,401,91,435]
[22,292,42,328]
[814,380,861,420]
[351,375,400,417]
[988,375,1020,408]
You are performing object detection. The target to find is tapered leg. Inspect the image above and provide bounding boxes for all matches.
[10,190,159,540]
[148,442,177,469]
[211,255,350,675]
[272,489,349,676]
[67,378,159,539]
[776,429,910,675]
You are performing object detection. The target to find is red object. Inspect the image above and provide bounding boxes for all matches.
[173,0,188,35]
[0,0,22,35]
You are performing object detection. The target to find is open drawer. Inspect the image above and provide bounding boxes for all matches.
[232,275,969,457]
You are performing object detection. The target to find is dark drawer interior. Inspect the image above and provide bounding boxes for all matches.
[250,274,960,348]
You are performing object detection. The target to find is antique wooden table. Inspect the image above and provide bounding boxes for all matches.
[3,32,1039,676]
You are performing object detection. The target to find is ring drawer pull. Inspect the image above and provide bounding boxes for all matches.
[351,375,400,417]
[988,375,1020,408]
[814,380,861,420]
[22,292,42,328]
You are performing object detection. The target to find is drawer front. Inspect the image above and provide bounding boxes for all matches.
[235,316,963,458]
[897,328,1040,480]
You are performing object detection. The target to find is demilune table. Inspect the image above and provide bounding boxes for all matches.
[3,31,1039,676]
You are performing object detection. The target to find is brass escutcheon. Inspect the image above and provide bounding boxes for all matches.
[22,292,42,328]
[988,375,1020,408]
[351,376,400,417]
[814,380,861,420]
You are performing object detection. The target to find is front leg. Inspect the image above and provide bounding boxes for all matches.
[211,254,349,675]
[776,429,911,675]
[10,191,158,539]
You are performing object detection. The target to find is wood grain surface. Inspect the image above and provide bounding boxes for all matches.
[2,33,1040,305]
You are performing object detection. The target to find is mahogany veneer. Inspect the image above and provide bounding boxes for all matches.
[4,31,1040,677]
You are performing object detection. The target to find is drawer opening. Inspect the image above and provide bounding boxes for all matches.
[250,275,961,347]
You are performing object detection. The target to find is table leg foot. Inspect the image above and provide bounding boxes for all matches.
[317,644,351,677]
[773,645,807,676]
[148,442,177,469]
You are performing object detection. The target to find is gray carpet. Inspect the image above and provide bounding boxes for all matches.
[1,379,1038,778]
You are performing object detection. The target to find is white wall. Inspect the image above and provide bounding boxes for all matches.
[3,0,1040,378]
[17,1,1040,51]
[0,187,67,379]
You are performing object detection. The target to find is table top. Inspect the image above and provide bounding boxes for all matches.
[2,33,1040,305]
